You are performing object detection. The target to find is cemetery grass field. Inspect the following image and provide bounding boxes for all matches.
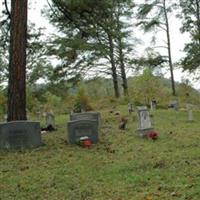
[1,107,200,200]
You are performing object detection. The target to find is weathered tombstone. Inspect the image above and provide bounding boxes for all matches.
[137,106,153,137]
[150,100,157,110]
[46,112,55,128]
[128,103,134,114]
[67,119,98,144]
[70,112,101,126]
[0,121,42,150]
[168,101,179,111]
[36,111,41,120]
[186,104,194,122]
[4,114,7,122]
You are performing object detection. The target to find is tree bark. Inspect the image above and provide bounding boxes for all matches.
[108,33,120,98]
[7,0,28,121]
[163,0,176,96]
[195,0,200,44]
[118,37,128,96]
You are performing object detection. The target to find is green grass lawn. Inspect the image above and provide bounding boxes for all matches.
[1,107,200,200]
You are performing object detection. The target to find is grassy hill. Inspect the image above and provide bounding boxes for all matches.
[1,106,200,200]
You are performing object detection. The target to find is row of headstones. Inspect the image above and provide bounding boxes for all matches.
[131,101,194,122]
[0,104,194,150]
[0,111,101,150]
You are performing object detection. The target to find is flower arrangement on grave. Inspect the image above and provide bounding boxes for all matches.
[78,136,92,148]
[147,131,158,140]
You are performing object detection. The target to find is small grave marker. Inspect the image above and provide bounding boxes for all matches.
[186,104,194,122]
[46,112,55,128]
[150,100,157,110]
[128,103,134,114]
[168,101,179,111]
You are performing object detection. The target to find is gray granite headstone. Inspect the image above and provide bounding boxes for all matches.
[168,101,179,111]
[70,112,101,126]
[137,106,153,137]
[67,119,98,144]
[46,112,55,127]
[0,121,42,150]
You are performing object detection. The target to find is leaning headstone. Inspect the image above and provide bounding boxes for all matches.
[67,119,98,144]
[70,112,101,126]
[137,106,153,137]
[0,121,42,150]
[46,112,55,128]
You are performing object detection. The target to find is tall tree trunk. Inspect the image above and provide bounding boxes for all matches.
[7,0,28,121]
[108,33,120,98]
[163,0,176,96]
[115,1,128,96]
[195,0,200,44]
[118,37,128,96]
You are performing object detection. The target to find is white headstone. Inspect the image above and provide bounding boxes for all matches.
[137,106,153,137]
[150,100,156,110]
[186,104,193,122]
[46,112,55,127]
[188,110,193,122]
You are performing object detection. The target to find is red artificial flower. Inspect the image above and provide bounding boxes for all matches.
[82,139,92,148]
[147,131,158,140]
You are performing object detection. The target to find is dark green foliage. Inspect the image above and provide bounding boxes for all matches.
[44,0,135,97]
[179,0,200,72]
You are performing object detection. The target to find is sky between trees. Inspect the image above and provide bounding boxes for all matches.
[0,0,199,89]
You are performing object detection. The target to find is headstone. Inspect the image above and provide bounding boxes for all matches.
[168,101,179,111]
[4,114,7,122]
[150,100,157,110]
[70,112,101,126]
[186,104,193,122]
[46,112,55,128]
[0,121,42,150]
[36,111,41,120]
[67,119,98,144]
[128,103,134,114]
[137,106,153,137]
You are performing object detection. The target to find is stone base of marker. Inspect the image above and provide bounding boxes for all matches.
[137,128,154,137]
[0,121,42,150]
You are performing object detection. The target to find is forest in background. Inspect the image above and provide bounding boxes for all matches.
[1,0,200,118]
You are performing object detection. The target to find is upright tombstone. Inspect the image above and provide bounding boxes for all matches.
[150,100,157,110]
[137,106,153,137]
[46,111,55,128]
[67,119,98,144]
[0,121,42,150]
[70,112,101,126]
[186,104,193,122]
[128,103,134,114]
